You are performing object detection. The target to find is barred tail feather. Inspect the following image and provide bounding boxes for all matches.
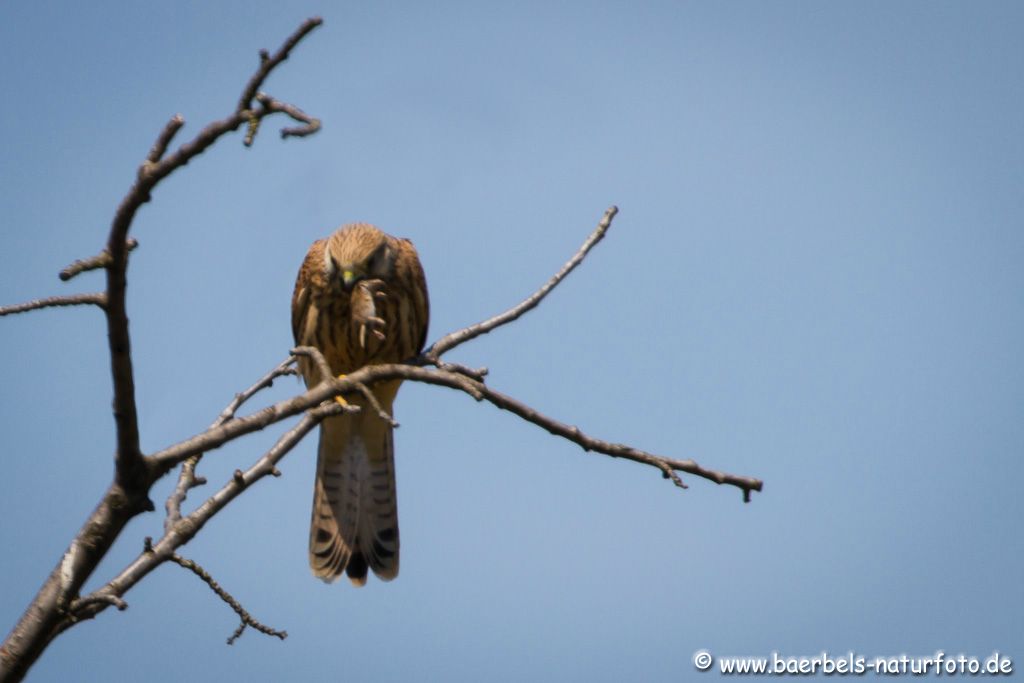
[356,424,400,581]
[308,410,401,585]
[309,416,359,582]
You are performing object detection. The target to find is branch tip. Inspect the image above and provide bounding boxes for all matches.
[237,16,324,113]
[59,239,139,281]
[0,292,107,317]
[426,206,619,358]
[146,115,186,164]
[255,93,321,140]
[169,553,286,645]
[68,594,128,617]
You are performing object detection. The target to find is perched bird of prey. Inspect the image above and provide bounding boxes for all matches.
[291,223,429,585]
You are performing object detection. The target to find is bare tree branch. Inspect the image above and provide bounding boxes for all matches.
[0,293,106,317]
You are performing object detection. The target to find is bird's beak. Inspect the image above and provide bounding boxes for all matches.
[341,270,359,290]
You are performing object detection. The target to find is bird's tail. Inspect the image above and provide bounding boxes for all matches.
[308,407,400,584]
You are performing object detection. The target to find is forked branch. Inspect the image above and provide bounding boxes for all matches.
[165,552,287,645]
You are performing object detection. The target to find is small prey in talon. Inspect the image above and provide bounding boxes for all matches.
[351,279,388,350]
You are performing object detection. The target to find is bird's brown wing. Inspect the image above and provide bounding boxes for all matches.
[381,236,429,362]
[292,238,329,386]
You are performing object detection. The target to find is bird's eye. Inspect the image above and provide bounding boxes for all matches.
[368,245,387,274]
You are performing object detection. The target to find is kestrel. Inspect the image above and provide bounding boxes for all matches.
[291,223,429,584]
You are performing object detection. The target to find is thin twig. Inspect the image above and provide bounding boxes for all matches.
[0,293,107,317]
[424,206,618,359]
[58,239,138,281]
[227,622,248,645]
[166,553,286,645]
[430,358,488,382]
[254,93,321,142]
[291,345,333,384]
[238,17,323,112]
[352,381,399,427]
[164,357,299,530]
[163,456,206,535]
[67,594,127,617]
[145,115,185,164]
[217,358,300,424]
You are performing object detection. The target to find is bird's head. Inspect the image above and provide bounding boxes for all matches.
[324,223,394,291]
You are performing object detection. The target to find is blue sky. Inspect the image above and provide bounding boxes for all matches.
[1,2,1022,680]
